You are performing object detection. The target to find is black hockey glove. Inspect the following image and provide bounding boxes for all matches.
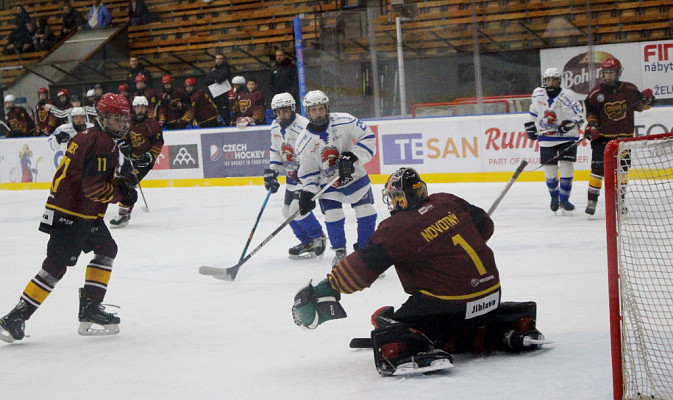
[292,279,346,330]
[557,120,576,135]
[298,190,316,216]
[117,140,134,158]
[338,151,357,185]
[134,152,154,169]
[524,121,537,140]
[263,169,280,194]
[54,130,70,144]
[112,176,138,206]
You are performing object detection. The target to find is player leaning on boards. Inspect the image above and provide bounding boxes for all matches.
[292,168,548,376]
[525,68,584,214]
[0,94,137,344]
[583,57,655,216]
[110,96,164,228]
[264,92,326,259]
[295,90,377,267]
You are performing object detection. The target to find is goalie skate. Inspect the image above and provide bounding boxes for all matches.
[392,350,454,376]
[288,234,326,259]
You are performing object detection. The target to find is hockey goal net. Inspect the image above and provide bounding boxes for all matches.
[605,132,673,400]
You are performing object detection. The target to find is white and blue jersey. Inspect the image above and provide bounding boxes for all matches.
[296,112,376,204]
[269,114,309,192]
[528,87,584,148]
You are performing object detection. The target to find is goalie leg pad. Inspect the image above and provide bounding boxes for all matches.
[485,301,546,352]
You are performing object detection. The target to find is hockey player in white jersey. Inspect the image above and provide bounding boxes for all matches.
[525,68,584,214]
[296,90,377,266]
[264,93,326,259]
[49,107,94,149]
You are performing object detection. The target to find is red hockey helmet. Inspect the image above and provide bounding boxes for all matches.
[57,89,69,98]
[134,74,147,83]
[601,57,622,85]
[96,93,131,138]
[37,87,48,95]
[184,77,196,87]
[118,83,129,92]
[162,74,173,84]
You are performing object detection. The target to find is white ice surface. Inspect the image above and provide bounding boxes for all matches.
[0,182,613,399]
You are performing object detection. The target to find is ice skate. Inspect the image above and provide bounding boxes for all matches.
[0,301,30,343]
[78,288,120,336]
[391,349,454,376]
[560,199,575,215]
[550,195,559,212]
[331,248,347,267]
[503,329,552,351]
[585,200,597,216]
[110,207,131,228]
[288,234,326,259]
[109,213,131,228]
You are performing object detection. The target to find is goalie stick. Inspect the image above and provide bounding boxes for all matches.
[199,175,341,281]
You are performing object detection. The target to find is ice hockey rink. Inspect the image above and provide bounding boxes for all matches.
[0,181,614,399]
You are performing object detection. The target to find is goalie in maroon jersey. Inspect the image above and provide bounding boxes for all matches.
[292,168,547,375]
[0,93,137,344]
[110,95,164,228]
[583,57,655,215]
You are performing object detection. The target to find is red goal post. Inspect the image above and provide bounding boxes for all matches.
[604,132,673,400]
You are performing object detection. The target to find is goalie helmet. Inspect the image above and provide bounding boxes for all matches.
[96,93,130,139]
[601,57,622,87]
[382,167,428,212]
[303,90,330,126]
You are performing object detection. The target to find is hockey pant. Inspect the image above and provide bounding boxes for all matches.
[284,189,323,245]
[19,223,117,319]
[319,188,377,250]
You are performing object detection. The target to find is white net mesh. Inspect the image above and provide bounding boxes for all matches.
[615,136,673,400]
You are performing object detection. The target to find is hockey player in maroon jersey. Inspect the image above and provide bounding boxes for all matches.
[47,89,73,134]
[35,87,55,136]
[157,74,187,130]
[583,57,655,215]
[133,73,158,120]
[0,93,136,343]
[4,94,36,137]
[229,75,266,127]
[292,168,547,375]
[182,77,220,128]
[110,96,163,228]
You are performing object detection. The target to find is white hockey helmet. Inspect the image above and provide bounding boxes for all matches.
[303,90,329,125]
[70,107,86,117]
[86,89,96,98]
[132,96,149,107]
[4,94,15,103]
[543,68,561,79]
[232,76,246,85]
[271,92,296,112]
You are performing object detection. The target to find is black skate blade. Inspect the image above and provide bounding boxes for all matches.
[349,337,372,348]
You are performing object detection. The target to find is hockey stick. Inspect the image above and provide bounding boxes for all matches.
[487,159,528,216]
[237,188,273,262]
[127,158,150,213]
[200,175,341,281]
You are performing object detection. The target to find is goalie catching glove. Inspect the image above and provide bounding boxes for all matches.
[292,279,346,329]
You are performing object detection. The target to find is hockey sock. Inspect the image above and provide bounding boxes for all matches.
[289,220,310,244]
[295,212,323,240]
[20,269,60,317]
[325,219,346,249]
[588,173,603,201]
[543,165,559,198]
[356,214,377,248]
[559,177,573,202]
[84,254,114,303]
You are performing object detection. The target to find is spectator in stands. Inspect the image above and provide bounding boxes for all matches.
[94,83,107,101]
[270,48,299,105]
[133,74,158,119]
[13,6,32,31]
[181,77,220,128]
[60,4,86,40]
[205,53,232,126]
[21,20,38,53]
[35,88,55,136]
[229,76,265,127]
[126,0,151,26]
[87,0,111,29]
[158,74,188,130]
[34,17,55,52]
[126,56,152,89]
[4,95,36,138]
[2,25,32,55]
